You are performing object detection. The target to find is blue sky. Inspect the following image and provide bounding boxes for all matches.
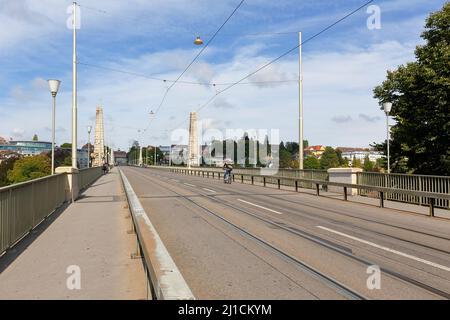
[0,0,446,150]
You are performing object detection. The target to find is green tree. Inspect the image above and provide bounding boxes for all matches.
[60,143,72,148]
[0,156,19,187]
[32,134,38,141]
[339,157,350,167]
[304,156,321,169]
[63,156,72,166]
[279,148,293,168]
[373,3,450,175]
[7,155,51,184]
[363,155,374,171]
[336,149,346,166]
[352,156,362,169]
[320,147,339,169]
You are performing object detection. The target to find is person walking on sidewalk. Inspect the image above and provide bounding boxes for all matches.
[102,163,109,175]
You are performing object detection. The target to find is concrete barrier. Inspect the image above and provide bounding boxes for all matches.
[119,169,195,300]
[328,168,362,196]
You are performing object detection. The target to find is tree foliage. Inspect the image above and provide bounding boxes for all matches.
[7,155,51,184]
[320,147,340,169]
[373,3,450,175]
[0,157,19,187]
[304,156,321,169]
[60,143,72,148]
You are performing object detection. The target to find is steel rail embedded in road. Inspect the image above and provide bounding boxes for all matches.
[132,168,368,300]
[142,168,450,299]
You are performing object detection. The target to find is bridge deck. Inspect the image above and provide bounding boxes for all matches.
[0,168,146,300]
[121,167,450,300]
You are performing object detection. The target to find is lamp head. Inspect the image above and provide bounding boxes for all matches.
[87,125,92,134]
[194,36,204,45]
[383,102,392,115]
[48,79,61,97]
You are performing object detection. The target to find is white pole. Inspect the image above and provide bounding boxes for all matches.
[298,31,304,170]
[87,130,90,168]
[51,94,56,174]
[72,1,78,169]
[386,115,390,174]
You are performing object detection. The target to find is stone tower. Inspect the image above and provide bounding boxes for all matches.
[93,106,105,167]
[188,111,199,167]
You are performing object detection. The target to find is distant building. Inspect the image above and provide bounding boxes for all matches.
[0,136,7,145]
[0,140,51,157]
[158,146,172,165]
[304,145,325,158]
[60,147,89,169]
[114,151,127,166]
[337,147,383,164]
[77,148,89,169]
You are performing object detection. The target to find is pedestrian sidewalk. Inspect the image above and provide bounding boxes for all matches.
[0,168,146,300]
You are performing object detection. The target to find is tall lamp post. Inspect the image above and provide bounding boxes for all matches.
[87,126,92,168]
[71,1,78,170]
[48,79,61,175]
[383,102,392,174]
[298,31,304,170]
[148,110,156,166]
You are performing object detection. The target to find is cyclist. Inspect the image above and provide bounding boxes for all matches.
[223,162,233,184]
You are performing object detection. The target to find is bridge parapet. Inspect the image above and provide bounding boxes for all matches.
[0,166,103,256]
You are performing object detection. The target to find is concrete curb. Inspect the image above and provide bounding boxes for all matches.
[119,169,195,300]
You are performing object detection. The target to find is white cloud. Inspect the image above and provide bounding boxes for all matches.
[0,0,440,150]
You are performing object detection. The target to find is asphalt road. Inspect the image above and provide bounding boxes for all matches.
[121,166,450,300]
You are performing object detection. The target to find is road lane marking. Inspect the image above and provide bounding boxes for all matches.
[317,226,450,272]
[237,199,283,215]
[202,188,217,193]
[184,183,196,187]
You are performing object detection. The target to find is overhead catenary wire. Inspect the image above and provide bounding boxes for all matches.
[168,0,375,131]
[77,61,297,86]
[153,0,246,116]
[77,3,109,15]
[138,0,246,140]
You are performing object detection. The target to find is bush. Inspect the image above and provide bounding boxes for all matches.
[7,155,51,184]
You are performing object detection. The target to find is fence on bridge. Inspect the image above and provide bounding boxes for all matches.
[0,167,103,256]
[150,165,450,216]
[357,172,450,210]
[155,166,328,190]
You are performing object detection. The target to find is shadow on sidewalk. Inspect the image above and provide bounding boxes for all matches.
[0,202,70,274]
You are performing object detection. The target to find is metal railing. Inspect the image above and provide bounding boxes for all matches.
[0,174,66,255]
[154,166,328,190]
[357,172,450,209]
[164,167,450,218]
[0,167,104,256]
[78,166,103,190]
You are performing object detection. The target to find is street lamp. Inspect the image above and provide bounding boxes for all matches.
[48,79,61,175]
[383,102,392,174]
[194,36,204,45]
[138,129,143,166]
[298,31,304,170]
[71,1,78,170]
[148,110,157,166]
[87,126,92,168]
